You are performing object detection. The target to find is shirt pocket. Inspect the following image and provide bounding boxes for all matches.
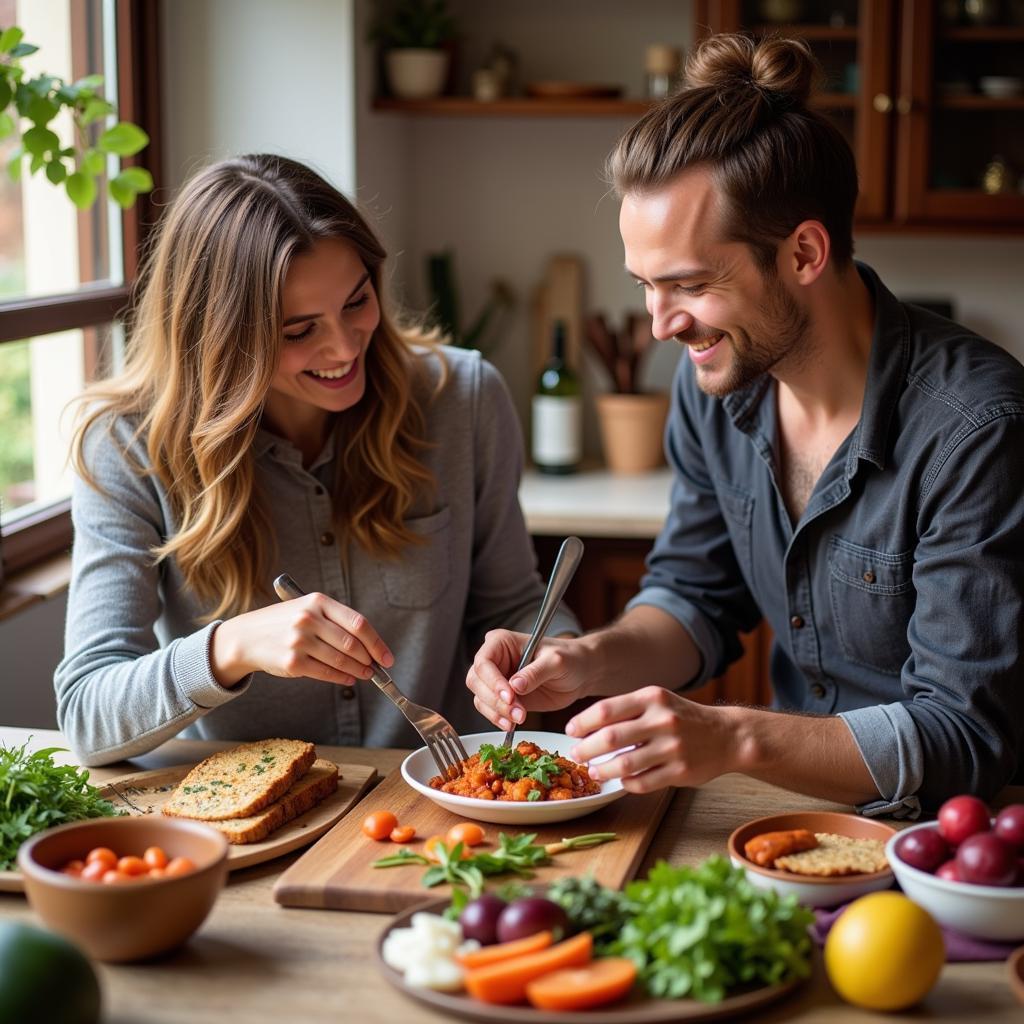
[827,535,914,675]
[379,506,453,609]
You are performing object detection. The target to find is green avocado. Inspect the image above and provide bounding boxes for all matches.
[0,921,101,1024]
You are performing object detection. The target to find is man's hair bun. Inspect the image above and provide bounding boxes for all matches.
[685,34,818,109]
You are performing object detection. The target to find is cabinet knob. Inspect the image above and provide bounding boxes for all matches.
[896,96,913,115]
[872,93,893,113]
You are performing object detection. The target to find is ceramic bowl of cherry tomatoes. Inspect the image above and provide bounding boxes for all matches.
[886,795,1024,941]
[18,816,229,962]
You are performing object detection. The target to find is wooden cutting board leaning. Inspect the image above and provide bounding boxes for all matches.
[273,766,674,912]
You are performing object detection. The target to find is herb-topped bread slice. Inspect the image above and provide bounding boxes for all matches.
[207,760,340,844]
[162,739,316,820]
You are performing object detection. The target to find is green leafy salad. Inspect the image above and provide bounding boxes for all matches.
[548,857,815,1003]
[0,742,121,870]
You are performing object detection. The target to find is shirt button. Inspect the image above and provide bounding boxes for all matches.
[341,687,356,701]
[811,683,826,699]
[320,531,335,546]
[863,570,876,584]
[790,615,804,629]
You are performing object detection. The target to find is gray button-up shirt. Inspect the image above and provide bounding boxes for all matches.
[627,263,1024,816]
[56,347,578,765]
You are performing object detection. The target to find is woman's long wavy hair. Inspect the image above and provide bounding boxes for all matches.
[70,154,442,620]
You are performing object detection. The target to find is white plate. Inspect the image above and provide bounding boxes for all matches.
[400,730,625,825]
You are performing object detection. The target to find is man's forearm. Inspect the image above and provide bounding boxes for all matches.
[727,705,881,806]
[580,605,703,698]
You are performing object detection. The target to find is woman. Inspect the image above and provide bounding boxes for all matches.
[56,154,576,766]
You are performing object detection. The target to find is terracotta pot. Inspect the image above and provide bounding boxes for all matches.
[596,392,670,474]
[385,49,448,100]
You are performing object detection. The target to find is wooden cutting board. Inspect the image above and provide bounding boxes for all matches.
[273,767,673,912]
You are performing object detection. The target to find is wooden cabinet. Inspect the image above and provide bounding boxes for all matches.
[532,534,774,714]
[697,0,1024,231]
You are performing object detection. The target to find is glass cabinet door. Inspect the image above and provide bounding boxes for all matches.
[895,0,1024,225]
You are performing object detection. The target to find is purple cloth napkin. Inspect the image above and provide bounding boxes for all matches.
[811,902,1019,962]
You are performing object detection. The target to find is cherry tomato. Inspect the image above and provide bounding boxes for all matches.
[165,856,196,878]
[424,834,471,860]
[148,867,167,879]
[101,869,132,884]
[85,847,118,870]
[362,810,399,841]
[61,859,85,878]
[117,855,149,876]
[143,846,169,870]
[389,825,416,843]
[447,823,485,848]
[937,795,990,846]
[80,860,108,883]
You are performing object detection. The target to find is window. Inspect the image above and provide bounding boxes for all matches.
[0,0,158,576]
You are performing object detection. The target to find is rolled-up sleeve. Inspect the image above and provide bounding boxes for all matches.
[626,362,761,688]
[843,411,1024,815]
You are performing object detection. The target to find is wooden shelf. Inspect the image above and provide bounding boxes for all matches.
[750,23,859,40]
[939,95,1024,110]
[372,96,653,117]
[940,26,1024,41]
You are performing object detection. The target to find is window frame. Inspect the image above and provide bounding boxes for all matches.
[0,0,160,577]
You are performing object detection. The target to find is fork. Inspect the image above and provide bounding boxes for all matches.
[501,535,585,748]
[272,573,469,779]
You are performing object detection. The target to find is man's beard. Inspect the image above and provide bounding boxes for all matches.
[682,277,810,398]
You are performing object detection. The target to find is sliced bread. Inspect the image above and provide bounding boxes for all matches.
[162,739,316,820]
[207,760,340,845]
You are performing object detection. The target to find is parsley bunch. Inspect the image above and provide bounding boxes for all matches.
[477,744,562,788]
[607,857,815,1003]
[0,743,121,869]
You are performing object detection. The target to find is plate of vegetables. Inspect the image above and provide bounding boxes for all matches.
[375,857,814,1022]
[401,731,625,825]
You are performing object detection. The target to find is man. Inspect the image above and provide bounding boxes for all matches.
[467,34,1024,816]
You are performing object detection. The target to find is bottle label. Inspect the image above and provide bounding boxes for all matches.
[532,396,582,467]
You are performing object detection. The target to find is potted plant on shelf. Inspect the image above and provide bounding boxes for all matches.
[585,313,669,474]
[370,0,456,101]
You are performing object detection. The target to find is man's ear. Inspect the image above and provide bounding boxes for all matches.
[782,220,831,286]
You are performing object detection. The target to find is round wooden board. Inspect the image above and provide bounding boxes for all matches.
[374,897,804,1024]
[0,759,376,893]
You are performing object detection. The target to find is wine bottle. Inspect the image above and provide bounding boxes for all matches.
[531,320,582,474]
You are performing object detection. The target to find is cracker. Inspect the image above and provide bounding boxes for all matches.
[774,832,889,876]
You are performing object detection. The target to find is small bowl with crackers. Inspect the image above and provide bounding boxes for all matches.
[728,811,897,907]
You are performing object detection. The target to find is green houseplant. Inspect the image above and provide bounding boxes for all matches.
[370,0,456,100]
[0,24,152,209]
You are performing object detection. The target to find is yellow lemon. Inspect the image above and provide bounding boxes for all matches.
[824,891,945,1011]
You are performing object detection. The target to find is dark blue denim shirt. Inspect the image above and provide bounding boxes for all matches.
[627,263,1024,817]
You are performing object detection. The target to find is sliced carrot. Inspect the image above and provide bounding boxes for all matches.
[464,931,593,1005]
[526,957,637,1011]
[456,930,553,969]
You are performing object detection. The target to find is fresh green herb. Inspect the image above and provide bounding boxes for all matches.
[0,742,122,870]
[477,743,562,786]
[372,831,618,900]
[527,790,541,801]
[547,875,631,947]
[237,763,246,772]
[182,784,208,794]
[607,857,814,1003]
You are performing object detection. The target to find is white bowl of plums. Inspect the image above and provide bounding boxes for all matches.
[886,796,1024,941]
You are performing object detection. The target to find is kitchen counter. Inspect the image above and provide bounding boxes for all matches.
[2,727,1021,1023]
[519,467,672,539]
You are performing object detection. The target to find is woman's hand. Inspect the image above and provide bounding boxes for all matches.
[465,629,592,730]
[565,686,737,793]
[210,592,394,688]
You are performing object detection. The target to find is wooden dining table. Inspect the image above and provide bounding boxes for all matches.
[1,726,1021,1023]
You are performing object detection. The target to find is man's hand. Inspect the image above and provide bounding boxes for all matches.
[565,686,736,792]
[465,629,592,731]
